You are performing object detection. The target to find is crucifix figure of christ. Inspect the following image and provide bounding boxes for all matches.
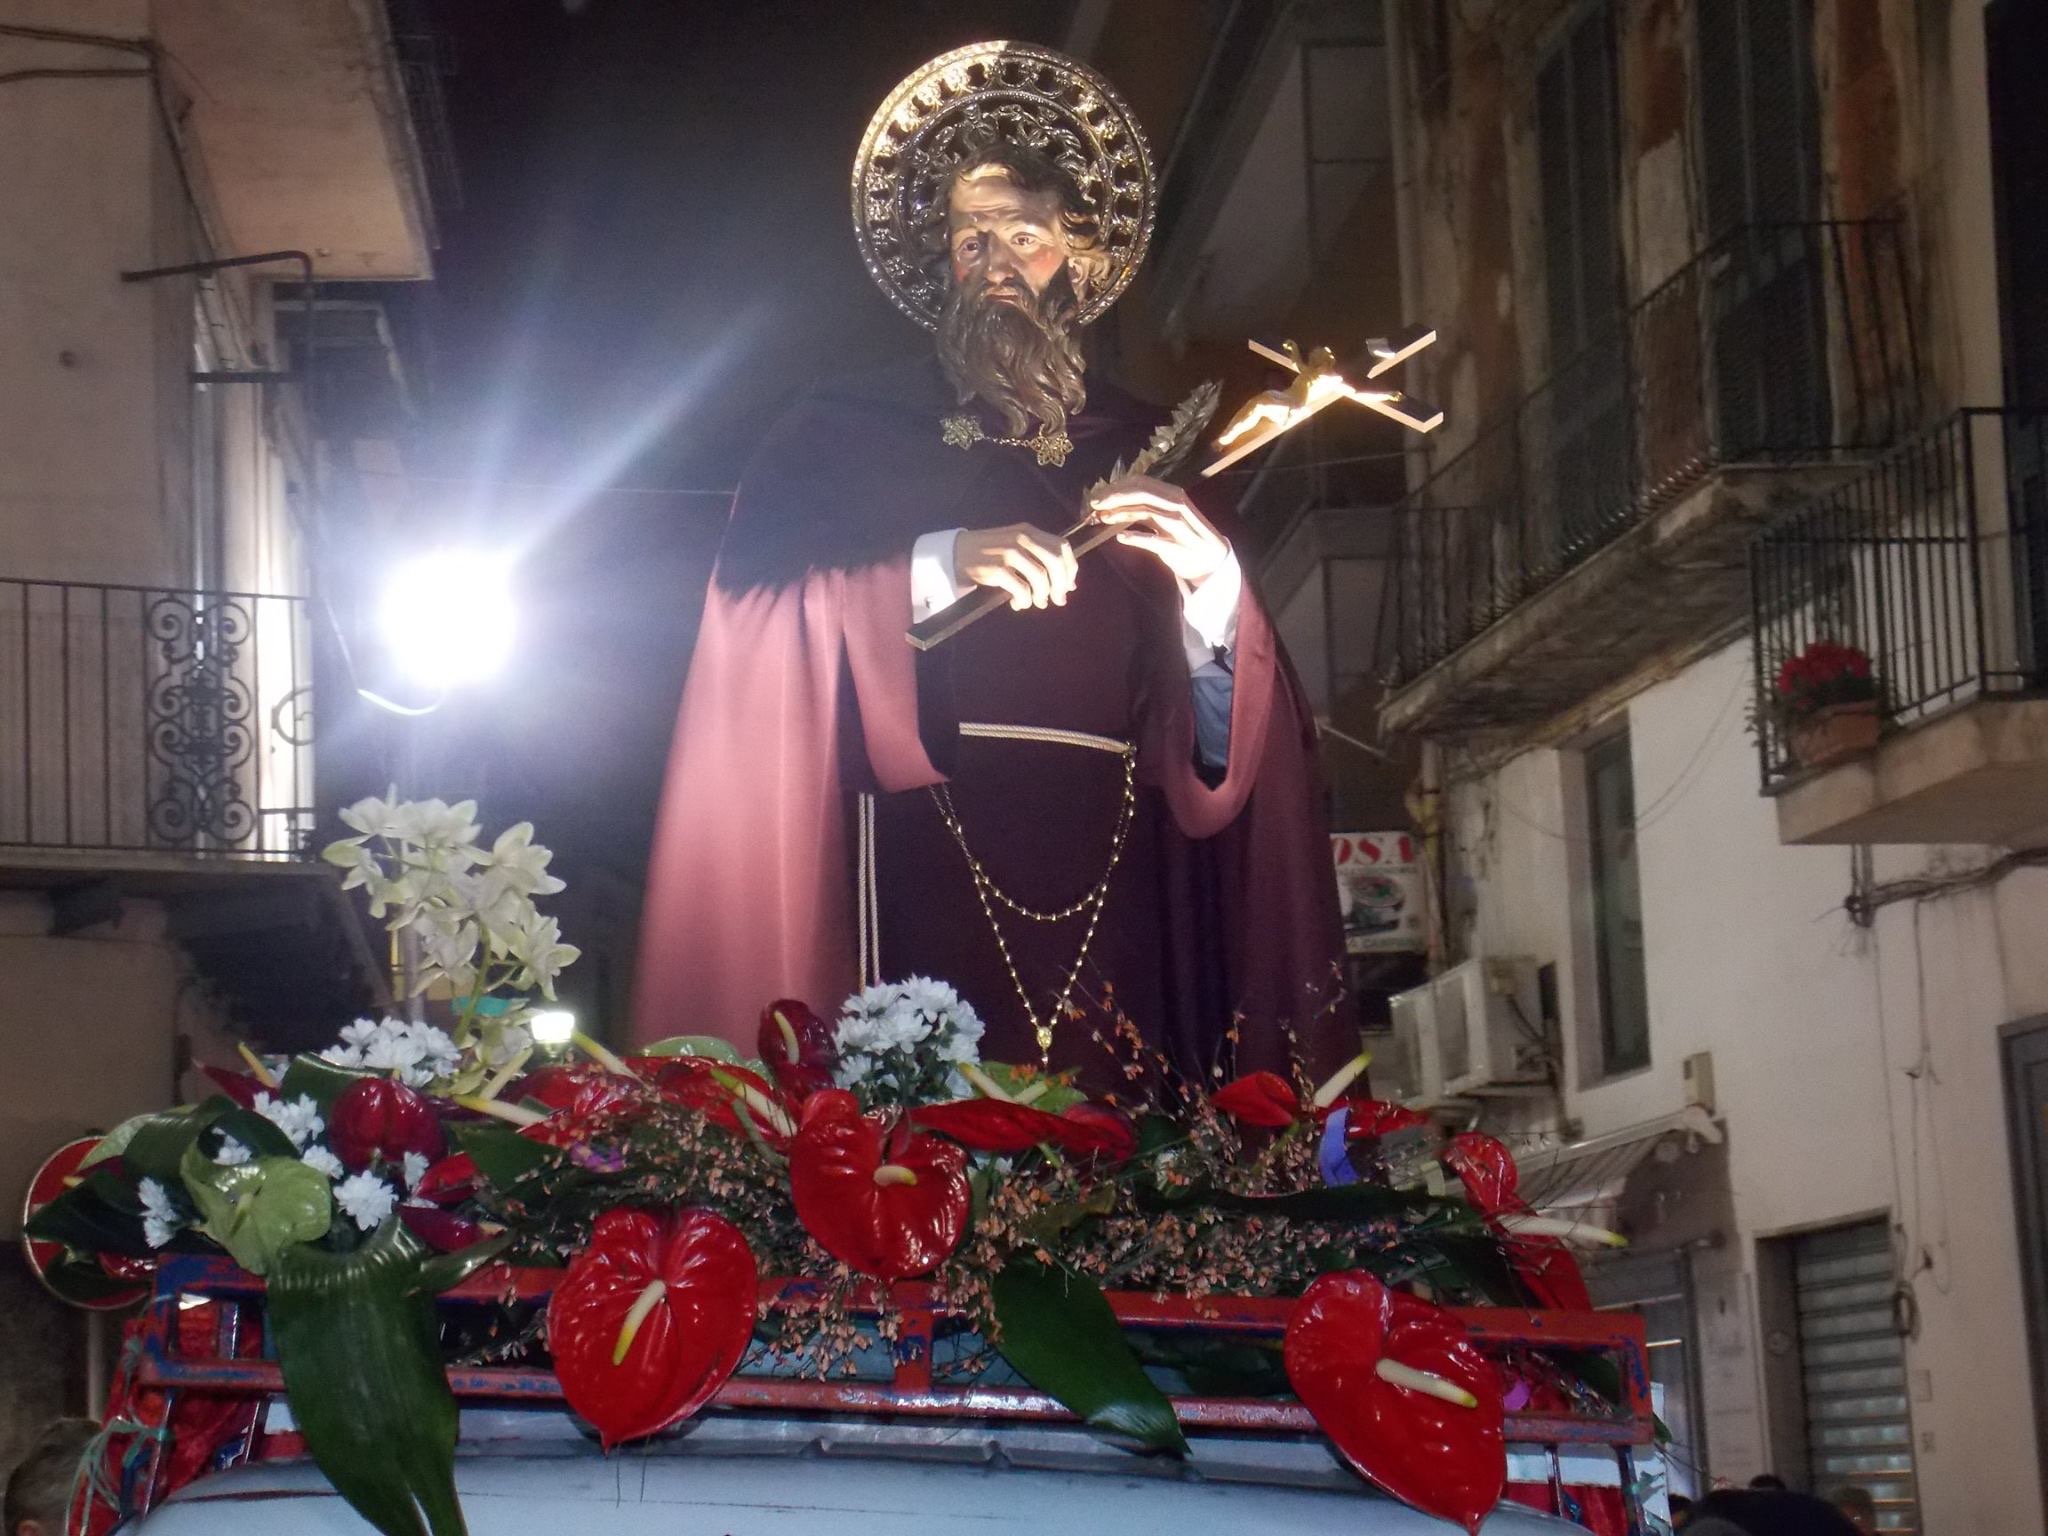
[633,43,1349,1087]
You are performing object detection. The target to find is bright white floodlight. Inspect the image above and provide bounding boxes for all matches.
[530,1009,576,1046]
[378,550,516,691]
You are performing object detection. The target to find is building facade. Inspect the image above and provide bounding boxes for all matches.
[1376,0,2048,1530]
[0,0,442,1470]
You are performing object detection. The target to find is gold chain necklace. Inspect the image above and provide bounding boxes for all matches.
[940,412,1073,468]
[928,744,1136,1059]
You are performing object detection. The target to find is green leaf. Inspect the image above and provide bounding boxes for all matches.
[281,1053,373,1116]
[210,1105,300,1162]
[1127,1331,1290,1397]
[22,1175,152,1257]
[120,1104,227,1184]
[179,1146,332,1275]
[270,1222,465,1536]
[79,1108,187,1169]
[974,1062,1086,1116]
[451,1122,553,1187]
[1412,1230,1531,1306]
[637,1034,743,1062]
[1017,1182,1117,1245]
[990,1258,1188,1455]
[36,1252,147,1306]
[412,1232,515,1296]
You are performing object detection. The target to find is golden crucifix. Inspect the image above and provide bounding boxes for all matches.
[1201,326,1443,478]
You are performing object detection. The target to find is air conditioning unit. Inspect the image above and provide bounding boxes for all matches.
[1387,956,1547,1103]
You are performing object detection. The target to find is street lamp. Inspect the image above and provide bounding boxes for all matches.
[530,1008,576,1047]
[375,549,516,696]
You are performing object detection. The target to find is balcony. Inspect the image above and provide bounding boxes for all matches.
[152,0,448,279]
[0,578,380,1032]
[1753,410,2048,846]
[1382,221,1919,739]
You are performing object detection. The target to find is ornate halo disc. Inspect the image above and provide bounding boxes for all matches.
[851,41,1157,332]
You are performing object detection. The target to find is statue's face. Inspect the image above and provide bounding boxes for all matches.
[946,166,1072,304]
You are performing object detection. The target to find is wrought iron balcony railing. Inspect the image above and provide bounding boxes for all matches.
[1387,220,1920,689]
[0,579,315,858]
[1750,409,2048,788]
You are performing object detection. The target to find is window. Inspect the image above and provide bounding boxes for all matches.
[1535,7,1629,556]
[1696,0,1818,237]
[1696,0,1829,456]
[1585,731,1649,1075]
[1536,5,1621,362]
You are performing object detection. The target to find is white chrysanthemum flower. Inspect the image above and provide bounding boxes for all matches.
[252,1092,324,1150]
[300,1146,344,1180]
[334,1171,398,1231]
[213,1135,252,1167]
[407,1021,461,1080]
[138,1177,184,1249]
[402,1151,429,1192]
[359,1025,427,1077]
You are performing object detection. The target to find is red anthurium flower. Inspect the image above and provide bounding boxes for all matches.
[412,1151,479,1207]
[516,1070,649,1156]
[1442,1133,1593,1312]
[329,1078,446,1172]
[642,1058,797,1147]
[911,1097,1138,1161]
[1286,1271,1505,1534]
[1058,1102,1138,1163]
[789,1090,969,1279]
[756,999,837,1099]
[398,1203,487,1254]
[518,1064,618,1113]
[1342,1099,1429,1142]
[548,1207,758,1449]
[911,1097,1073,1153]
[1210,1071,1302,1128]
[199,1065,264,1109]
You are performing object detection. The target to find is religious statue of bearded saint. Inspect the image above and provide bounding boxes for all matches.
[633,44,1347,1088]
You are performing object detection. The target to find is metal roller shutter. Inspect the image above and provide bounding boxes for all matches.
[1792,1222,1921,1533]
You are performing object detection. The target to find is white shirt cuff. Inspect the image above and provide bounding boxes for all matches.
[911,529,973,621]
[1180,548,1242,670]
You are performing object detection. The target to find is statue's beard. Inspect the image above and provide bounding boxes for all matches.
[936,270,1088,439]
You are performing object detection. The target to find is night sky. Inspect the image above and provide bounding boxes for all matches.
[390,0,1086,1004]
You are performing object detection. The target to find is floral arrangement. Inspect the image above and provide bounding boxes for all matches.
[1770,638,1879,721]
[25,799,1632,1536]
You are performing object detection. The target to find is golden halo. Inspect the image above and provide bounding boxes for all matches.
[851,41,1157,332]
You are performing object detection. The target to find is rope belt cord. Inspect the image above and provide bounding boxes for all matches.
[857,722,1138,1056]
[857,791,880,988]
[956,721,1133,756]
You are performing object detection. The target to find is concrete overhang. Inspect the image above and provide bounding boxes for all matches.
[1381,463,1863,741]
[1772,696,2048,847]
[155,0,434,280]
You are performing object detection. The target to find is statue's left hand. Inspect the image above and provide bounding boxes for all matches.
[1090,474,1231,588]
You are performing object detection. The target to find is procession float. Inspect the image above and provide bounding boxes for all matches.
[22,799,1663,1535]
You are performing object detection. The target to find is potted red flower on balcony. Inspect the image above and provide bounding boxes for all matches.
[1772,639,1881,768]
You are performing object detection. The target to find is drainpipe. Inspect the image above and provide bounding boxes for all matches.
[119,250,319,390]
[1411,738,1448,974]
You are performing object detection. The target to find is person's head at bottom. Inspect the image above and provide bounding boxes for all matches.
[1829,1485,1877,1534]
[4,1418,96,1536]
[1669,1492,1696,1528]
[1695,1487,1863,1536]
[1749,1474,1789,1490]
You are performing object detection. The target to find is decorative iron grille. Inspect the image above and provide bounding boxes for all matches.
[1386,220,1920,687]
[1749,409,2048,787]
[0,579,314,857]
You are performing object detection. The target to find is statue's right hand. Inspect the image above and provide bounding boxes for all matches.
[953,523,1078,611]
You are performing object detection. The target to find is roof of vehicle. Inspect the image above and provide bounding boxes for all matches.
[132,1409,1587,1535]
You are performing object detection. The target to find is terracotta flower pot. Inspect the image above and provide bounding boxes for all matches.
[1788,700,1880,769]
